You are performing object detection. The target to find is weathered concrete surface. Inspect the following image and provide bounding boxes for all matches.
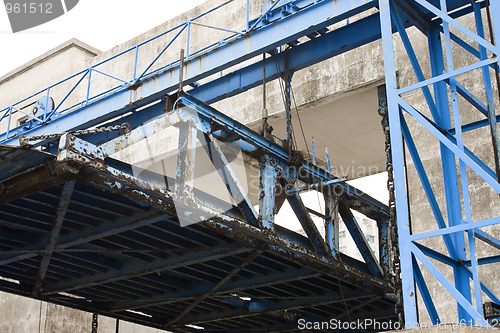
[0,291,166,333]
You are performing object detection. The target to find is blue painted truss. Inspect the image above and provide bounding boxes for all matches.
[380,0,500,327]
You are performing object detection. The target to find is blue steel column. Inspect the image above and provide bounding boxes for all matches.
[259,154,278,232]
[324,190,339,258]
[428,23,472,322]
[379,0,416,326]
[175,122,198,199]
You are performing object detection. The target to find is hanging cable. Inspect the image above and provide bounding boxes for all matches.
[271,48,296,152]
[260,53,273,139]
[291,85,312,161]
[483,0,500,185]
[484,0,500,104]
[312,137,316,164]
[284,49,294,153]
[272,46,314,162]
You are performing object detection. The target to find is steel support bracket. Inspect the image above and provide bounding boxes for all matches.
[56,134,106,173]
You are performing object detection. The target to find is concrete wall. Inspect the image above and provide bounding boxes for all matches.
[0,292,166,333]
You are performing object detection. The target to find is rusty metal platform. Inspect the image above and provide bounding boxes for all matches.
[0,93,397,332]
[0,148,395,332]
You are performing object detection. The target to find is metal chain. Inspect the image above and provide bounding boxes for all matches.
[91,313,98,333]
[22,123,130,143]
[378,86,404,325]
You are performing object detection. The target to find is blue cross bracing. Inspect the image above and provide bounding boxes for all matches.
[0,0,500,330]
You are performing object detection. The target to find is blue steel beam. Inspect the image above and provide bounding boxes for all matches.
[412,256,440,324]
[190,13,383,104]
[41,247,249,295]
[338,201,384,278]
[287,193,330,258]
[2,0,377,145]
[32,180,75,295]
[474,229,500,251]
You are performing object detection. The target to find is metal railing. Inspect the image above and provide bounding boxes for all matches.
[0,0,289,142]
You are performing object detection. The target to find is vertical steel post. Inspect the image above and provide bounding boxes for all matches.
[246,0,250,32]
[324,189,339,258]
[259,154,277,232]
[44,88,50,122]
[312,137,316,164]
[186,22,191,58]
[489,0,500,54]
[325,146,331,174]
[179,49,185,93]
[133,46,139,82]
[379,0,416,326]
[86,69,92,106]
[175,122,197,199]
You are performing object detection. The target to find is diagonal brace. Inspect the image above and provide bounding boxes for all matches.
[202,133,259,227]
[32,180,75,295]
[287,193,330,258]
[338,201,383,278]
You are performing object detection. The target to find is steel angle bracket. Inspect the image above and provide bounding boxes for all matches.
[56,133,106,173]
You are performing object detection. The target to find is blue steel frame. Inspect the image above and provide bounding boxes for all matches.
[380,0,500,327]
[1,0,379,145]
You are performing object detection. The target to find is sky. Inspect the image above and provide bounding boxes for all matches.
[0,0,207,77]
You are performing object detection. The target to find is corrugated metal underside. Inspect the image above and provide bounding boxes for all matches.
[0,146,396,332]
